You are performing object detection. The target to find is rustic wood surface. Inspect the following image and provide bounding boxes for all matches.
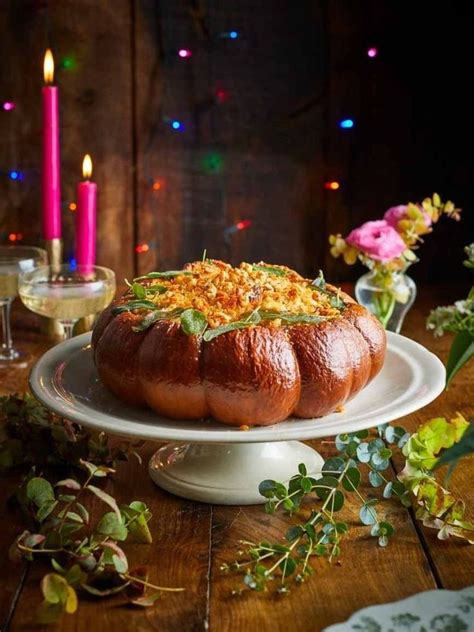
[0,286,473,631]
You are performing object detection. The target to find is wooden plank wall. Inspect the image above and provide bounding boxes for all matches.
[1,1,472,284]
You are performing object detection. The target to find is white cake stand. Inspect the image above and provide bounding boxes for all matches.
[29,332,445,505]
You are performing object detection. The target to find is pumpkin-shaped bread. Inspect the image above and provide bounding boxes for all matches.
[92,260,386,427]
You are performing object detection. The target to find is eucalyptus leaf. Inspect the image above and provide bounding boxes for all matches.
[112,553,129,574]
[286,526,303,541]
[55,479,81,491]
[342,467,361,491]
[130,592,162,607]
[313,476,338,501]
[97,512,128,541]
[322,457,345,475]
[359,503,378,525]
[369,471,384,487]
[326,490,344,512]
[279,557,297,577]
[86,485,121,518]
[26,478,55,508]
[41,573,68,605]
[37,500,59,523]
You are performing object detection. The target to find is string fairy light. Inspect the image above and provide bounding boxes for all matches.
[2,102,15,111]
[135,243,150,254]
[324,181,340,190]
[339,118,354,129]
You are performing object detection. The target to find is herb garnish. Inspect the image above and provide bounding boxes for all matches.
[252,264,288,277]
[258,311,327,325]
[180,309,208,336]
[202,311,261,342]
[311,270,345,309]
[112,300,157,315]
[131,282,146,299]
[132,308,184,332]
[134,270,192,281]
[145,284,167,295]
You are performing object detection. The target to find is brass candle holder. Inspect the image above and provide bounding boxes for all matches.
[40,237,64,340]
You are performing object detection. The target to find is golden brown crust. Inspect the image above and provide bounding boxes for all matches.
[343,304,387,380]
[288,322,352,418]
[92,274,386,426]
[202,327,300,426]
[94,311,148,406]
[138,321,208,419]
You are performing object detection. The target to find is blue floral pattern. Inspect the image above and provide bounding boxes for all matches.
[324,586,474,632]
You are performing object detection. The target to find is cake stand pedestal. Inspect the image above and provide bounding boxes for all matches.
[149,441,324,505]
[30,332,445,506]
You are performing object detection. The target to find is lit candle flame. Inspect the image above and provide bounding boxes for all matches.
[82,154,93,179]
[43,49,54,85]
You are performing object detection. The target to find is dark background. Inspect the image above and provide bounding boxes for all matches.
[0,0,472,284]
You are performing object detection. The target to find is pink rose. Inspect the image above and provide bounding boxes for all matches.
[346,220,406,262]
[384,204,432,228]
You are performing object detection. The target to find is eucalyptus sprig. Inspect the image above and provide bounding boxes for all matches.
[227,416,472,594]
[10,460,183,623]
[0,394,143,472]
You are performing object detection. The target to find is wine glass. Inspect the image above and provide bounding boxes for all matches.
[0,245,47,365]
[18,264,116,340]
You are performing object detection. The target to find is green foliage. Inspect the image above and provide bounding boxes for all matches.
[1,395,183,623]
[400,414,474,541]
[0,394,144,472]
[427,243,474,385]
[9,461,183,623]
[446,331,474,387]
[435,424,474,475]
[229,415,473,593]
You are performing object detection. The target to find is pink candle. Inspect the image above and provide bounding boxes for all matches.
[76,154,97,268]
[42,49,61,240]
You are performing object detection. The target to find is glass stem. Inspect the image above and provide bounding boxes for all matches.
[0,298,16,358]
[59,319,77,340]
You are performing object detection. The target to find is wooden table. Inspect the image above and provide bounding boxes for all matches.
[1,287,473,631]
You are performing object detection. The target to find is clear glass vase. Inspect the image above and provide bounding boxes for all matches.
[355,270,417,333]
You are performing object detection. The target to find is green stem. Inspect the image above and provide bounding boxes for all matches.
[373,291,396,328]
[122,573,185,593]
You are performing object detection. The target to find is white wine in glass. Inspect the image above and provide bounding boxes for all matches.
[19,264,116,340]
[0,245,47,365]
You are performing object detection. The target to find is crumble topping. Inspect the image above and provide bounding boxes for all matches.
[138,260,343,328]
